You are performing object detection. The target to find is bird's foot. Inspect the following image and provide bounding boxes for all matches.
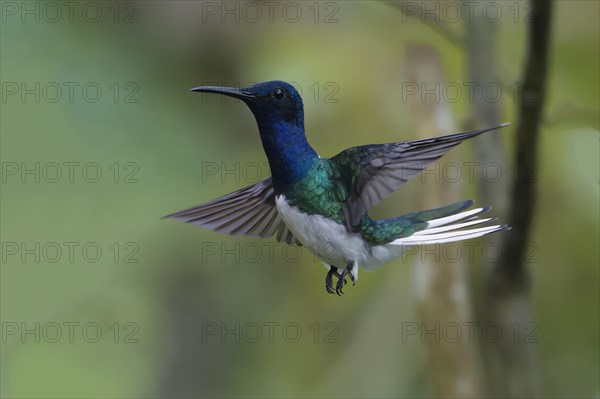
[325,263,356,295]
[335,267,349,295]
[348,268,356,286]
[325,266,346,294]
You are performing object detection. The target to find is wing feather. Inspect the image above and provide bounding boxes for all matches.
[332,124,509,231]
[164,178,301,245]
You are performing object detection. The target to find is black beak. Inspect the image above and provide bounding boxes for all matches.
[190,86,255,101]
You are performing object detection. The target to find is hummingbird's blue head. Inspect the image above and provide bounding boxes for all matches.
[191,80,317,189]
[191,80,304,127]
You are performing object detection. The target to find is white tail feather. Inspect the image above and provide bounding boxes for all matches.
[392,225,507,246]
[412,217,495,236]
[389,205,508,246]
[425,207,488,228]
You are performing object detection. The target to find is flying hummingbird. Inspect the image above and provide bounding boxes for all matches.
[166,80,509,295]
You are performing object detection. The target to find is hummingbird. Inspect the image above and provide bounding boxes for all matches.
[166,80,510,295]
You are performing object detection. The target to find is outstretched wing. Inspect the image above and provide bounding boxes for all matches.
[331,124,509,232]
[164,178,301,245]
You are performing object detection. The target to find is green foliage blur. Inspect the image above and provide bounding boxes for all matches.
[1,1,598,398]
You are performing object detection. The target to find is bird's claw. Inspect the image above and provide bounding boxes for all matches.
[325,267,336,294]
[335,267,348,295]
[325,264,355,295]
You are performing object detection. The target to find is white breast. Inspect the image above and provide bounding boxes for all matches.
[275,195,377,268]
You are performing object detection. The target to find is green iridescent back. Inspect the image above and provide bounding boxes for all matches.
[280,158,474,246]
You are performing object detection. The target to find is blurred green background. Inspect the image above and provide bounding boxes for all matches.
[1,1,598,398]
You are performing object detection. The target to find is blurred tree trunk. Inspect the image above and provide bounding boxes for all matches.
[461,1,515,395]
[482,1,553,397]
[395,1,551,396]
[463,0,508,215]
[405,44,483,398]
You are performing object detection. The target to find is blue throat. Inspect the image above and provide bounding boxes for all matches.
[254,117,318,192]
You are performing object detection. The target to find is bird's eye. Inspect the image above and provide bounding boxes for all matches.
[272,88,285,100]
